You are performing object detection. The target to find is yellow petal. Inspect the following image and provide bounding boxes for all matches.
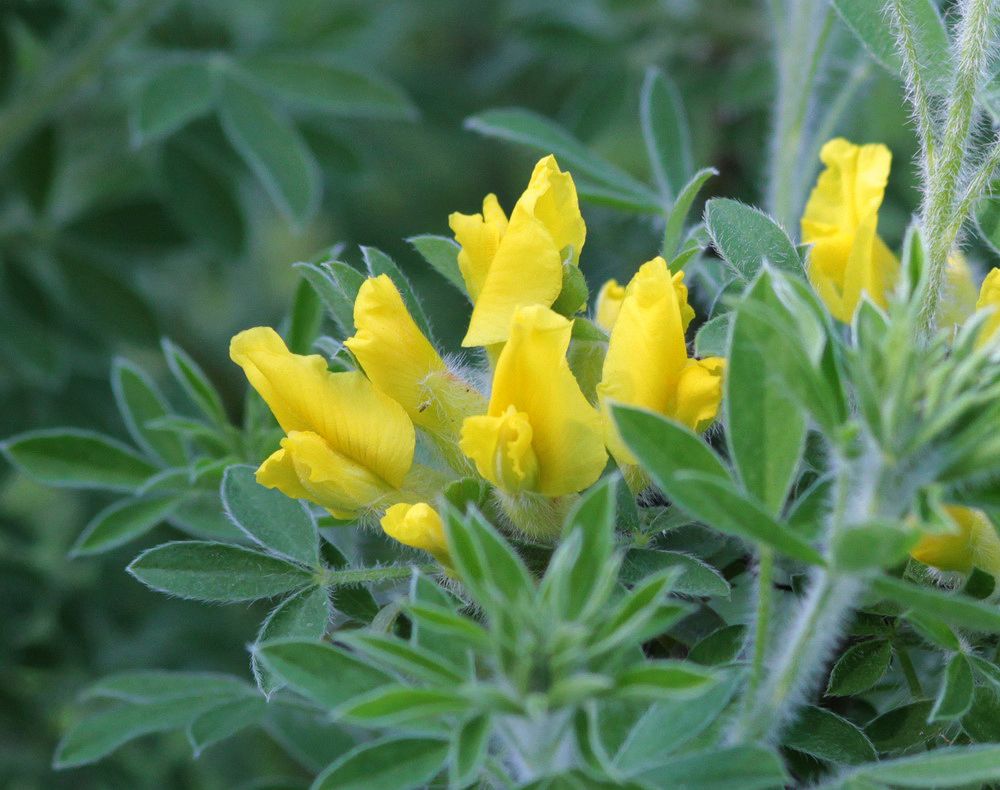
[345,275,448,422]
[260,430,391,517]
[461,305,606,496]
[802,138,897,322]
[461,156,586,347]
[461,405,539,494]
[594,279,626,332]
[597,258,689,464]
[939,252,980,328]
[381,502,450,564]
[976,267,1000,344]
[230,326,414,489]
[911,506,1000,576]
[448,194,508,302]
[674,357,726,433]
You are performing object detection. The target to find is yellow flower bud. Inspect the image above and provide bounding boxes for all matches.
[380,502,450,564]
[911,506,1000,576]
[594,279,626,332]
[801,138,899,323]
[975,267,1000,346]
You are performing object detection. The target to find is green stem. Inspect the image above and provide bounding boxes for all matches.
[895,644,925,697]
[768,0,833,233]
[888,0,939,177]
[916,0,994,336]
[745,548,775,705]
[0,0,165,163]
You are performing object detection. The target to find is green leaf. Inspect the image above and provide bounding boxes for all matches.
[82,671,253,704]
[253,587,331,695]
[337,685,467,725]
[287,278,324,355]
[826,639,892,697]
[188,696,266,756]
[619,549,729,597]
[640,67,692,200]
[615,661,716,698]
[54,696,229,768]
[693,313,730,358]
[219,80,320,224]
[612,405,731,482]
[222,465,319,566]
[832,520,920,572]
[688,625,746,666]
[705,199,801,280]
[903,610,961,651]
[293,260,365,337]
[845,744,1000,787]
[783,705,876,765]
[111,358,186,466]
[633,745,788,790]
[974,194,1000,257]
[727,275,805,513]
[361,246,433,338]
[253,639,394,710]
[865,700,946,752]
[556,477,617,619]
[663,167,716,258]
[234,55,415,120]
[451,714,491,788]
[407,235,466,294]
[962,685,1000,742]
[831,0,951,93]
[929,653,975,722]
[463,107,661,211]
[71,494,179,556]
[132,61,215,144]
[336,632,463,684]
[614,671,741,773]
[312,736,449,790]
[2,429,157,491]
[969,655,1000,693]
[128,541,312,602]
[872,575,1000,633]
[160,338,229,427]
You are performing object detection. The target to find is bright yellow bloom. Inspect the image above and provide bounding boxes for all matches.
[594,279,626,332]
[230,327,414,518]
[976,267,1000,345]
[911,506,1000,576]
[381,502,450,564]
[801,138,899,323]
[344,275,485,439]
[460,305,606,496]
[597,257,724,468]
[449,155,586,347]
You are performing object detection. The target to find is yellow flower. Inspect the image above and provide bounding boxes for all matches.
[381,502,450,565]
[597,257,723,468]
[594,279,626,332]
[801,138,899,323]
[230,327,414,518]
[976,267,1000,345]
[460,305,606,496]
[344,275,485,440]
[911,506,1000,576]
[449,155,586,347]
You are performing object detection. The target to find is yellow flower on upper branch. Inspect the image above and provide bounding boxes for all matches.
[230,327,425,518]
[911,506,1000,576]
[801,138,899,323]
[460,305,607,497]
[344,275,485,446]
[594,279,626,332]
[976,267,1000,345]
[380,502,450,565]
[449,155,586,347]
[597,257,723,471]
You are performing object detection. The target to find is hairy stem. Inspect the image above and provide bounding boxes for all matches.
[744,548,775,710]
[888,0,939,177]
[915,0,995,335]
[0,0,165,163]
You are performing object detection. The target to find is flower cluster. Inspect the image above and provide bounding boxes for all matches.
[231,143,1000,576]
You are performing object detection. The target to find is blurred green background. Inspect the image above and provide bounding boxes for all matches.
[0,0,928,786]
